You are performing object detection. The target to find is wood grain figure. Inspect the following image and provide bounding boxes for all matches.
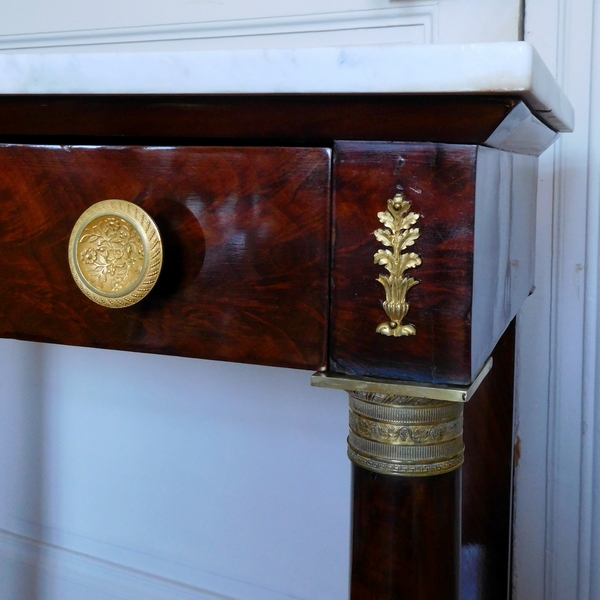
[0,144,331,369]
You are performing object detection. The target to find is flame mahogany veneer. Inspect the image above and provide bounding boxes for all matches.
[331,142,536,384]
[0,144,331,369]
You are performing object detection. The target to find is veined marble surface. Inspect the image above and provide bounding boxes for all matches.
[0,42,573,131]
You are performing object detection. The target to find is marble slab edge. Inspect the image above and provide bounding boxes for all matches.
[0,41,573,133]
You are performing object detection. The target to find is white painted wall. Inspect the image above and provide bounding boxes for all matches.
[513,0,600,599]
[0,0,521,51]
[0,340,351,600]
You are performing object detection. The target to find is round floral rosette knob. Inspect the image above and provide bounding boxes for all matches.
[68,200,163,308]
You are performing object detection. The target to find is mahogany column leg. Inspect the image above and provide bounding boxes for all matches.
[345,391,466,600]
[312,367,491,600]
[351,466,461,600]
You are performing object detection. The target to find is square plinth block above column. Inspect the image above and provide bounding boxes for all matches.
[330,141,537,385]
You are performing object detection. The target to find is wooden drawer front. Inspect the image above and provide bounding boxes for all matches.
[0,145,331,369]
[331,141,476,384]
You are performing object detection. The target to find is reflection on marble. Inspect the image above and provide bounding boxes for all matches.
[0,42,573,131]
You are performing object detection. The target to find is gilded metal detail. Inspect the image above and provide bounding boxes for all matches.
[311,358,493,403]
[348,447,464,477]
[374,193,421,336]
[349,411,462,445]
[349,431,464,462]
[347,390,464,477]
[349,392,464,423]
[68,200,163,308]
[312,364,494,478]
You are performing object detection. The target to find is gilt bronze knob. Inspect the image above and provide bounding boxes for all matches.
[68,199,163,308]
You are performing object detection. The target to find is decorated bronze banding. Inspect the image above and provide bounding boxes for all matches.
[347,390,464,477]
[347,447,465,477]
[349,411,463,446]
[68,199,163,308]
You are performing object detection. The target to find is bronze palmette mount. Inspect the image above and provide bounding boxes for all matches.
[374,193,422,336]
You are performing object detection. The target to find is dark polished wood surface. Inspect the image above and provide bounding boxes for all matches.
[0,144,331,369]
[330,141,477,384]
[0,95,516,144]
[351,466,460,600]
[461,321,515,599]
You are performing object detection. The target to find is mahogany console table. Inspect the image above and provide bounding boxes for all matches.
[0,43,572,599]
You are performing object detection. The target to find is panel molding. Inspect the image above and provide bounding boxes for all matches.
[540,0,596,598]
[0,7,435,51]
[0,528,305,600]
[515,0,598,599]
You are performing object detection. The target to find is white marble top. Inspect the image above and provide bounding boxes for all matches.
[0,42,573,132]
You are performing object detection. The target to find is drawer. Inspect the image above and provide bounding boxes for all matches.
[0,144,331,369]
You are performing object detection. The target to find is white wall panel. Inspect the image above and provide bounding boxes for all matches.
[0,341,351,599]
[0,0,520,51]
[515,0,600,599]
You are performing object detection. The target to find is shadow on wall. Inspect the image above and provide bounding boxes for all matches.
[0,340,46,599]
